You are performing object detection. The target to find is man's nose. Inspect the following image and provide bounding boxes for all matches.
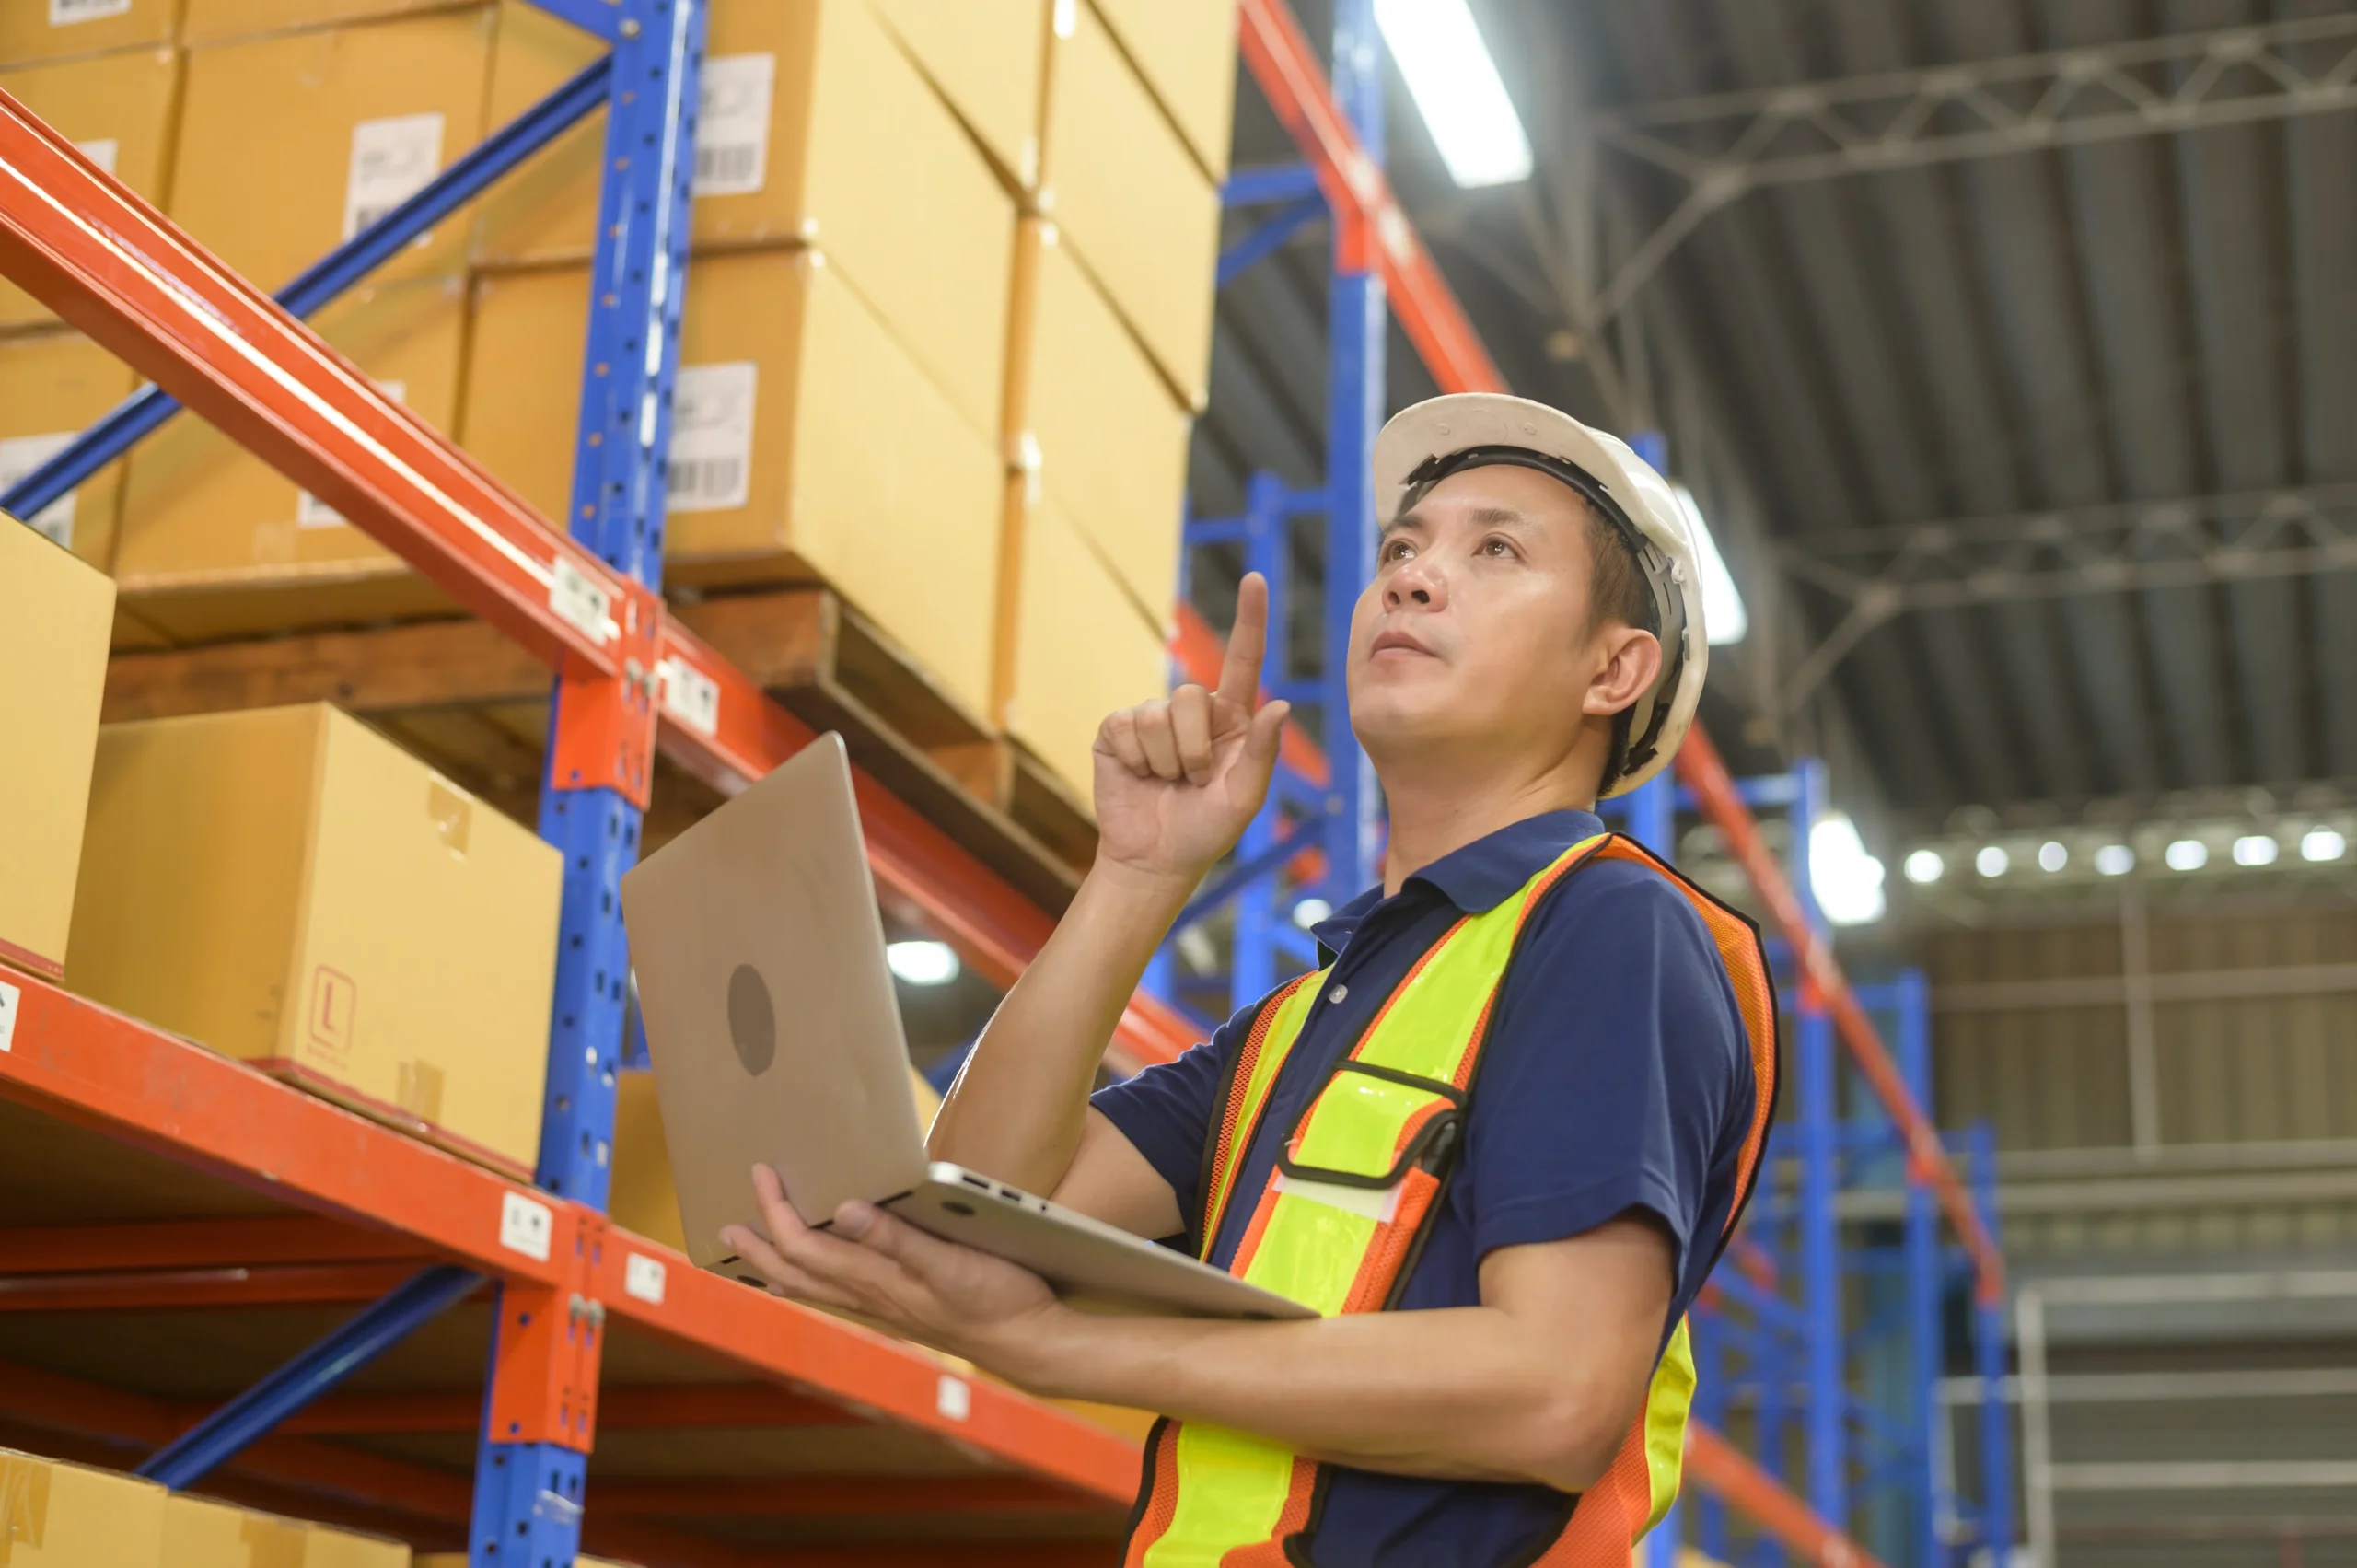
[1385,555,1447,610]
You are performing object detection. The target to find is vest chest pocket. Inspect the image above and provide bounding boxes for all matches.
[1273,1058,1466,1218]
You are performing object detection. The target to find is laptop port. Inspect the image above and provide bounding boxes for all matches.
[961,1174,993,1190]
[943,1201,975,1217]
[995,1187,1022,1202]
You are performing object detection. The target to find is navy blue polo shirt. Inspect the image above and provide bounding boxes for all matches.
[1092,808,1756,1568]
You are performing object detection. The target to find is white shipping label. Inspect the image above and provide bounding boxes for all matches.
[657,655,721,738]
[0,978,18,1054]
[623,1253,668,1305]
[343,112,446,241]
[693,53,776,197]
[75,138,121,176]
[499,1191,554,1261]
[665,362,757,513]
[296,380,406,528]
[0,434,81,549]
[51,0,133,25]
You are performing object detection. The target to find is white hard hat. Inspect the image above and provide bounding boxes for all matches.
[1371,392,1706,797]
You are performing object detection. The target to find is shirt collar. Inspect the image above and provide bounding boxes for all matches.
[1307,808,1609,950]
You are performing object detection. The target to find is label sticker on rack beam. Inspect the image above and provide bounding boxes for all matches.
[75,138,120,176]
[657,656,721,738]
[499,1191,553,1261]
[935,1374,970,1422]
[624,1253,667,1305]
[549,556,612,644]
[0,978,18,1054]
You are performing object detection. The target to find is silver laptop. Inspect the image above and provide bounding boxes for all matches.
[619,732,1312,1321]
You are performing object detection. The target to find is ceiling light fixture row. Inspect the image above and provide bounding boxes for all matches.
[1900,820,2352,886]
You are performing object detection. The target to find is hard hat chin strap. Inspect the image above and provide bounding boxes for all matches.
[1396,446,1689,788]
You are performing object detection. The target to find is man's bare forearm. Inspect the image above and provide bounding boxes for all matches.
[978,1304,1626,1493]
[925,860,1191,1193]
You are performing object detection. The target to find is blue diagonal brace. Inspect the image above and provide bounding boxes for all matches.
[1169,820,1325,938]
[135,1264,482,1490]
[1222,162,1320,207]
[522,0,626,41]
[1218,195,1324,290]
[0,55,613,523]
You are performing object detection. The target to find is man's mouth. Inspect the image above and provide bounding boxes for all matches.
[1368,628,1437,660]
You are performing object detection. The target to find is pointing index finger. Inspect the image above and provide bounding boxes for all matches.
[1216,572,1271,710]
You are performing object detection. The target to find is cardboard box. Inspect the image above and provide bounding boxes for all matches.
[1004,220,1190,633]
[419,1559,627,1568]
[0,519,114,980]
[465,249,1003,718]
[0,47,181,329]
[66,703,562,1175]
[170,8,495,292]
[0,331,139,570]
[0,0,176,66]
[868,0,1049,192]
[112,274,465,641]
[1090,0,1238,180]
[475,0,1014,443]
[183,0,454,45]
[610,1065,944,1253]
[1039,0,1219,410]
[997,472,1167,797]
[163,1495,411,1568]
[0,1448,167,1566]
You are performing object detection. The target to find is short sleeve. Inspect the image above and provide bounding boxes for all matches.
[1089,1003,1250,1228]
[1461,864,1751,1290]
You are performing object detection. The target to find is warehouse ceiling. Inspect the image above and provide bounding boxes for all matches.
[1188,0,2357,835]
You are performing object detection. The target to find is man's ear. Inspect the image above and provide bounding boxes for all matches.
[1581,627,1663,718]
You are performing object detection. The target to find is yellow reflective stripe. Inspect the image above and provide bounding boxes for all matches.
[1641,1317,1698,1536]
[1202,972,1323,1250]
[1241,1186,1380,1314]
[1288,1073,1447,1178]
[1148,1423,1299,1568]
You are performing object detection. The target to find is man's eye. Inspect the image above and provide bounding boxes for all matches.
[1382,540,1413,563]
[1483,537,1515,557]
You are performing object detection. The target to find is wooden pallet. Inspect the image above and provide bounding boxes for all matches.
[99,587,1096,912]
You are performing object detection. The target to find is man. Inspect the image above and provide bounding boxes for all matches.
[724,393,1777,1566]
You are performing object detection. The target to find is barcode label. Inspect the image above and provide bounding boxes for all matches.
[665,361,757,513]
[75,138,120,176]
[0,433,80,549]
[51,0,132,24]
[0,978,18,1055]
[692,54,774,197]
[343,112,445,242]
[297,380,405,528]
[624,1253,668,1305]
[658,655,720,738]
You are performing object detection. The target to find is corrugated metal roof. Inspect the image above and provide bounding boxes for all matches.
[1190,0,2357,823]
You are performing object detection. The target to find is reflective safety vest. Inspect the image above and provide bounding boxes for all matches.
[1122,833,1780,1568]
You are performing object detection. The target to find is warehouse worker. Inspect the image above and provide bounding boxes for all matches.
[725,393,1777,1566]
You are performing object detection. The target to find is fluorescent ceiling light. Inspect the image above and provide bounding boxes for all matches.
[2165,838,2208,871]
[886,940,962,987]
[2303,827,2348,862]
[1808,811,1886,926]
[1903,849,1944,885]
[2233,834,2279,866]
[1374,0,1534,188]
[1976,845,2009,877]
[1673,485,1747,645]
[2095,843,2135,877]
[2038,841,2067,873]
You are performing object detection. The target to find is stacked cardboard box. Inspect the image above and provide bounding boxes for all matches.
[0,520,114,982]
[162,1494,411,1568]
[65,703,563,1176]
[0,1448,166,1567]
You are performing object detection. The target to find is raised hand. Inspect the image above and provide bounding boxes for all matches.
[1093,572,1291,886]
